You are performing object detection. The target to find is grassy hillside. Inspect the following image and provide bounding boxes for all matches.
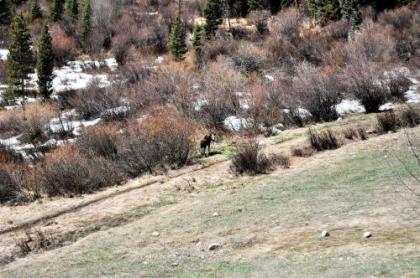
[1,125,419,277]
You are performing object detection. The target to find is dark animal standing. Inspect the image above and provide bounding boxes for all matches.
[200,134,215,157]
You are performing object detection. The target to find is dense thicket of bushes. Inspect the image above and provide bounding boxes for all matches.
[0,1,418,204]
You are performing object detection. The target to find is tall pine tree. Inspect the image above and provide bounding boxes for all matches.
[308,0,341,24]
[64,0,78,20]
[203,0,223,39]
[248,0,262,11]
[192,24,203,67]
[0,0,12,25]
[81,0,92,46]
[340,0,361,26]
[50,0,64,22]
[168,2,187,61]
[31,0,43,20]
[7,13,34,99]
[37,24,54,99]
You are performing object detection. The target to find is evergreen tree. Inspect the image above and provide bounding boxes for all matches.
[168,11,187,61]
[0,0,12,25]
[192,24,203,67]
[340,0,361,26]
[308,0,341,24]
[203,0,223,39]
[50,0,64,22]
[7,13,34,99]
[81,0,92,45]
[36,24,54,99]
[248,0,261,11]
[31,0,43,20]
[64,0,78,20]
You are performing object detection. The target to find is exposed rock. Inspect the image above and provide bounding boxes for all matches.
[321,230,330,238]
[363,231,372,238]
[208,243,222,251]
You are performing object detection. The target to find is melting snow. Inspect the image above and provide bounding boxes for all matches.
[0,58,118,99]
[0,135,22,146]
[264,74,274,81]
[336,99,366,115]
[224,116,254,132]
[0,49,8,61]
[47,117,102,136]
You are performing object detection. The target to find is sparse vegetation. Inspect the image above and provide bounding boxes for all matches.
[377,111,400,134]
[231,139,289,175]
[309,128,342,151]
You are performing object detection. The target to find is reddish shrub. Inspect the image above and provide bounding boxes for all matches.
[0,165,21,203]
[39,146,121,196]
[50,24,77,65]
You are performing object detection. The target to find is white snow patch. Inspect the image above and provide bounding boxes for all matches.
[155,56,164,64]
[193,99,209,111]
[9,58,119,94]
[100,105,130,118]
[0,49,9,61]
[47,117,101,136]
[336,99,366,115]
[405,88,420,103]
[264,74,274,81]
[224,116,254,132]
[0,135,22,146]
[296,108,312,119]
[379,102,395,111]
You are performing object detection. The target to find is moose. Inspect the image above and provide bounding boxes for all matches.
[200,134,215,157]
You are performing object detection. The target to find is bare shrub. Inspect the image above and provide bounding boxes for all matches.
[0,165,21,204]
[0,145,23,164]
[13,103,58,143]
[343,127,369,141]
[386,70,412,100]
[229,27,252,40]
[378,6,414,31]
[244,84,286,130]
[399,105,420,128]
[377,111,399,134]
[345,20,395,63]
[293,63,341,122]
[267,8,301,65]
[324,19,351,41]
[67,83,121,120]
[39,146,121,196]
[196,65,244,129]
[138,107,197,166]
[292,145,315,157]
[268,7,300,40]
[271,153,291,169]
[231,139,273,175]
[231,139,289,175]
[77,125,119,160]
[118,107,197,177]
[248,10,270,35]
[15,229,52,257]
[309,128,341,151]
[201,38,237,64]
[231,47,266,76]
[341,61,396,113]
[50,24,77,65]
